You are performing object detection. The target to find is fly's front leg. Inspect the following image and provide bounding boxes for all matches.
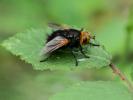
[79,45,90,58]
[89,42,100,46]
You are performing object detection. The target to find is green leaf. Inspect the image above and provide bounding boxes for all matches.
[50,81,133,100]
[1,27,111,70]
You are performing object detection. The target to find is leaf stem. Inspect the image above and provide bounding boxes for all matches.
[109,63,133,92]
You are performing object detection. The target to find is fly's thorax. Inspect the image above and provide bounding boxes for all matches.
[47,28,81,47]
[61,29,80,48]
[61,29,80,40]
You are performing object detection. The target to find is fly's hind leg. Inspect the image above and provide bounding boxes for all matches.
[79,45,90,58]
[40,58,48,62]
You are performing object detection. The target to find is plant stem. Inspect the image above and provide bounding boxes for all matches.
[109,63,133,92]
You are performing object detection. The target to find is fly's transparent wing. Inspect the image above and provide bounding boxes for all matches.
[40,36,69,56]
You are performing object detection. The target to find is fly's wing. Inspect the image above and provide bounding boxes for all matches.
[40,36,69,57]
[48,23,70,30]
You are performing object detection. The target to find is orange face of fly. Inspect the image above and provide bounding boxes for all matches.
[80,31,95,45]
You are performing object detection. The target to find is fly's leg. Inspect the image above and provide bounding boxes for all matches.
[89,43,100,46]
[40,58,48,62]
[79,45,90,58]
[71,50,78,66]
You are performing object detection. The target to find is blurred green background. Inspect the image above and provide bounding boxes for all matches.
[0,0,133,100]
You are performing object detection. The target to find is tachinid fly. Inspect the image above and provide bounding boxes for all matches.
[40,23,99,66]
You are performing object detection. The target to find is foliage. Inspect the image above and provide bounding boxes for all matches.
[0,0,133,100]
[50,81,133,100]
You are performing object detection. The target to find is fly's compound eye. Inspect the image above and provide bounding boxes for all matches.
[83,38,88,44]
